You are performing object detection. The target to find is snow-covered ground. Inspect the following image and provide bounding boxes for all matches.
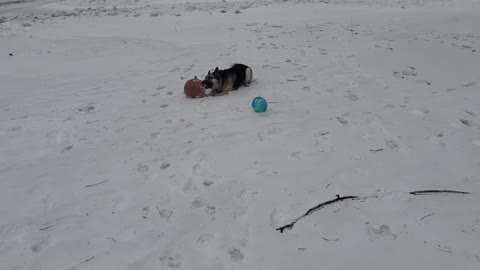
[1,0,480,269]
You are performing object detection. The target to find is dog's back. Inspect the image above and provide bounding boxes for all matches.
[229,63,252,89]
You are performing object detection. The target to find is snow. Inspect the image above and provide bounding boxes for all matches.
[1,0,480,269]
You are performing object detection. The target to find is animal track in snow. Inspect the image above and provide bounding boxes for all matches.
[228,248,244,262]
[393,66,417,79]
[159,254,183,269]
[257,127,282,142]
[61,145,73,153]
[336,116,349,126]
[202,179,214,187]
[182,180,199,195]
[465,110,476,116]
[30,236,51,253]
[367,224,397,240]
[157,208,174,220]
[136,163,150,173]
[197,233,214,244]
[78,104,95,114]
[290,151,302,158]
[385,140,399,149]
[160,162,171,170]
[460,119,472,127]
[191,197,206,208]
[345,92,359,101]
[205,205,216,216]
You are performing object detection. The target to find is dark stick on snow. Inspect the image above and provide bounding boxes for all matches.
[420,213,434,221]
[322,237,340,242]
[410,190,469,195]
[369,148,383,152]
[81,256,95,263]
[276,189,470,233]
[40,225,53,231]
[276,195,359,233]
[85,179,109,188]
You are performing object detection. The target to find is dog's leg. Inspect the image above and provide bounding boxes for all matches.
[244,67,253,87]
[225,81,234,93]
[215,91,228,96]
[209,89,220,96]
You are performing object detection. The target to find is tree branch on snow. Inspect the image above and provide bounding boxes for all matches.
[276,190,469,233]
[409,189,469,195]
[85,179,109,188]
[81,256,95,263]
[39,225,53,231]
[276,195,359,233]
[322,237,341,242]
[420,213,434,221]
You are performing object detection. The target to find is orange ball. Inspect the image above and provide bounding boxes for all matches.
[184,78,206,98]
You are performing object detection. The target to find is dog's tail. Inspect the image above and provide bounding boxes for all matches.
[245,67,253,86]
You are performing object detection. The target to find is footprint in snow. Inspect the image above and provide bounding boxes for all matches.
[157,208,174,220]
[336,116,349,126]
[61,145,73,153]
[159,254,183,269]
[197,233,214,244]
[460,119,472,127]
[465,110,476,116]
[229,248,245,262]
[345,92,359,101]
[385,140,399,149]
[78,104,95,114]
[191,197,206,208]
[160,162,171,170]
[204,205,216,219]
[182,180,199,195]
[136,163,149,173]
[290,151,302,158]
[202,178,214,187]
[393,66,417,79]
[367,224,397,240]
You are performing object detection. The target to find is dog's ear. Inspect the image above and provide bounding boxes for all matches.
[208,70,210,74]
[214,67,219,73]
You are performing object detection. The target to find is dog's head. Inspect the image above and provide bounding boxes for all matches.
[202,67,220,90]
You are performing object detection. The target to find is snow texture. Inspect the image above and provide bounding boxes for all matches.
[1,0,480,269]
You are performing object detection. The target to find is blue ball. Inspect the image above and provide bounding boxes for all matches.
[252,96,268,113]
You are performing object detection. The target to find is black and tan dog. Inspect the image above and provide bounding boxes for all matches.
[202,63,253,96]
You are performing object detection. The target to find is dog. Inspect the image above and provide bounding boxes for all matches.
[202,63,253,96]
